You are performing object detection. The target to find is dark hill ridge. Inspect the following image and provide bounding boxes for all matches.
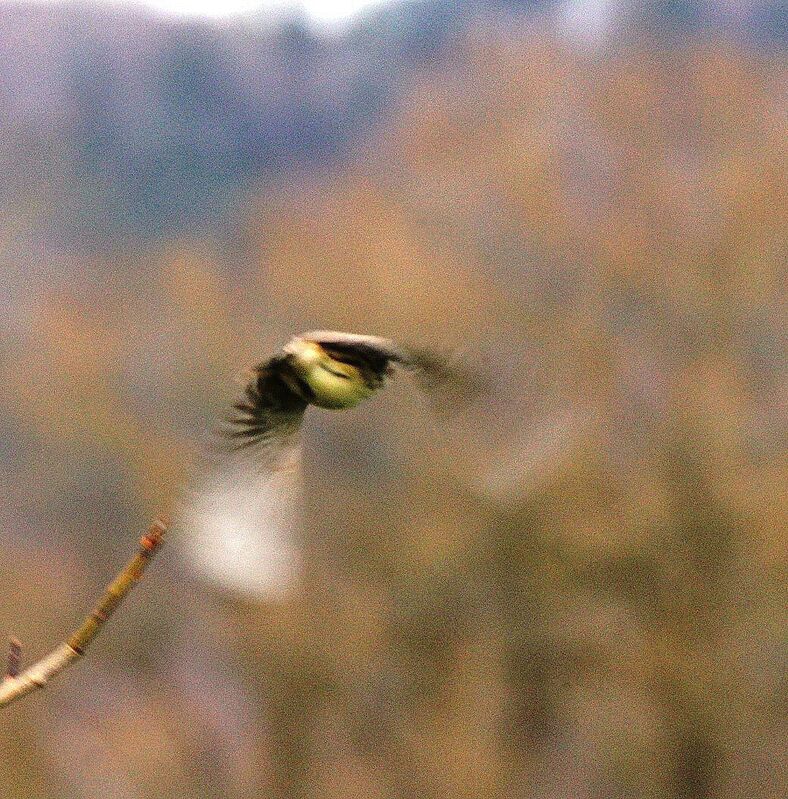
[0,0,472,241]
[0,0,782,242]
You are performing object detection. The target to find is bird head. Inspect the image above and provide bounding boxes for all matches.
[284,336,376,410]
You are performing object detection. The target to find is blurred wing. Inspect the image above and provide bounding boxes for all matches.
[225,355,308,452]
[174,442,303,600]
[404,346,489,415]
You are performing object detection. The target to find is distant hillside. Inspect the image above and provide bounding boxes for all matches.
[0,0,782,243]
[0,0,472,242]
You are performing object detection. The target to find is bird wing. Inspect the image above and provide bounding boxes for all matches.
[225,355,308,452]
[303,330,486,410]
[301,329,401,366]
[174,356,305,600]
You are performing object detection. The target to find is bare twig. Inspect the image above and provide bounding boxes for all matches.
[0,518,166,710]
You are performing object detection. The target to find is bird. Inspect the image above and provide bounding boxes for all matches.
[224,329,479,455]
[176,330,483,598]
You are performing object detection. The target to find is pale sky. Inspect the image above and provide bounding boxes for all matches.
[15,0,628,35]
[116,0,398,22]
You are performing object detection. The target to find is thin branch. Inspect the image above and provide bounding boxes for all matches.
[0,518,166,710]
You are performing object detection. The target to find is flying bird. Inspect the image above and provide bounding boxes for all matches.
[225,330,479,454]
[178,329,482,597]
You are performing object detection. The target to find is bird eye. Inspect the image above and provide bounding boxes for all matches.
[323,364,352,380]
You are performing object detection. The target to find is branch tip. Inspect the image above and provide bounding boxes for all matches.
[139,518,167,552]
[1,516,167,710]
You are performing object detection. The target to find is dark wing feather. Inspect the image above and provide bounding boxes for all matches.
[304,331,407,365]
[225,355,308,450]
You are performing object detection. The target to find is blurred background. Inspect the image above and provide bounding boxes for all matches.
[0,1,785,797]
